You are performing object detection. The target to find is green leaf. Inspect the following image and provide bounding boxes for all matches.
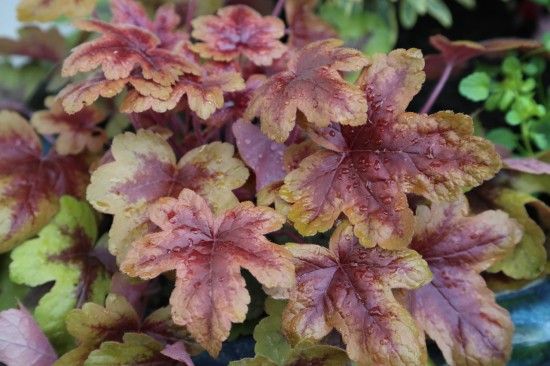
[427,0,452,27]
[9,196,110,350]
[409,0,428,13]
[84,333,167,366]
[399,0,418,28]
[454,0,476,9]
[319,0,398,54]
[231,297,350,366]
[486,128,519,150]
[531,118,550,150]
[502,56,522,76]
[505,109,522,125]
[488,189,547,279]
[253,298,291,366]
[459,72,491,102]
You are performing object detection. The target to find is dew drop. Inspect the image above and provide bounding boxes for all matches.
[244,138,251,145]
[328,130,336,137]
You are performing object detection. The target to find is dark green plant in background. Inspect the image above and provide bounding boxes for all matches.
[318,0,475,53]
[459,42,550,155]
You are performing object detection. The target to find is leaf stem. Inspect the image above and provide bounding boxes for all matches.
[272,0,285,17]
[520,120,534,155]
[420,62,454,114]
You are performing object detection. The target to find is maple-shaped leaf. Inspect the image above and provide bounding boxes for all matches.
[482,188,547,279]
[0,110,89,253]
[110,0,187,52]
[285,0,337,48]
[9,196,110,348]
[425,35,541,79]
[17,0,97,22]
[233,120,286,191]
[121,67,245,119]
[58,76,171,115]
[404,196,521,366]
[0,307,57,366]
[58,77,128,115]
[62,20,199,86]
[87,129,249,258]
[56,293,197,365]
[120,188,295,356]
[0,26,65,62]
[283,221,431,365]
[31,97,107,155]
[85,333,192,366]
[232,298,350,366]
[244,39,369,142]
[280,48,501,249]
[190,5,286,66]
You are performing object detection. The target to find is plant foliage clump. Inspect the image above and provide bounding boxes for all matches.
[0,0,548,366]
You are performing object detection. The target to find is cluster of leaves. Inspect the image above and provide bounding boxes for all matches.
[460,53,550,154]
[0,0,548,366]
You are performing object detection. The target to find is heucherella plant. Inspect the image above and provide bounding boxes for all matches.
[1,0,544,365]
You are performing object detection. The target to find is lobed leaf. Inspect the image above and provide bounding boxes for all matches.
[233,297,350,366]
[283,221,432,365]
[87,129,249,259]
[190,5,286,66]
[58,0,201,115]
[56,294,140,365]
[57,293,195,365]
[120,189,295,356]
[485,188,547,279]
[121,66,245,119]
[0,111,89,253]
[0,307,57,366]
[84,333,191,366]
[111,0,188,52]
[9,196,110,348]
[62,20,199,87]
[245,39,369,142]
[405,195,521,366]
[32,97,107,155]
[280,49,501,249]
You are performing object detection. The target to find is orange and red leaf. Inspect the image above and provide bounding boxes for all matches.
[405,196,521,366]
[280,49,501,249]
[121,189,294,356]
[245,39,369,142]
[283,221,431,365]
[190,5,286,66]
